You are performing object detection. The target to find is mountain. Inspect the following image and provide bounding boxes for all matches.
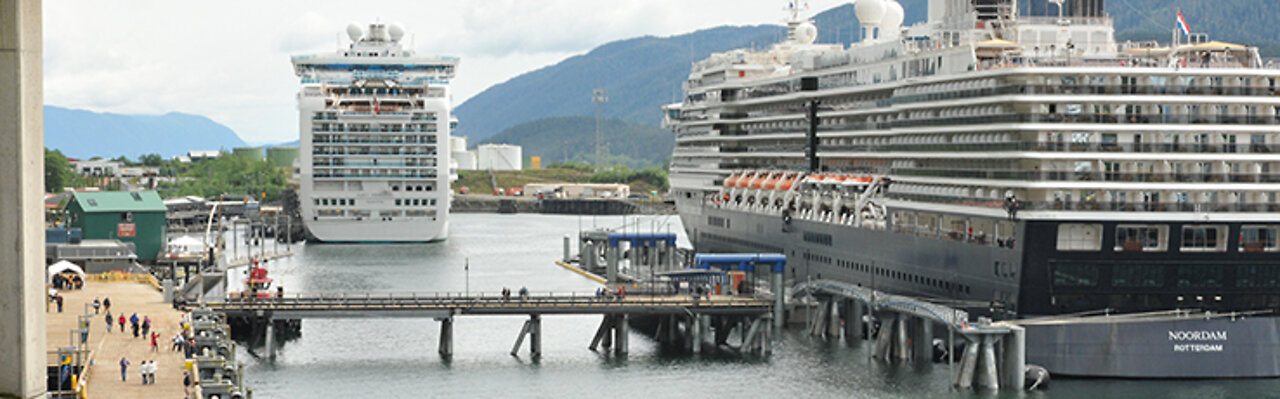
[480,116,673,169]
[1104,0,1280,55]
[44,106,247,159]
[454,3,927,144]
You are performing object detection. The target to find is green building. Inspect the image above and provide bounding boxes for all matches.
[65,191,167,262]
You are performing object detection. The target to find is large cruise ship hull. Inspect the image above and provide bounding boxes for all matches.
[678,197,1280,378]
[1023,315,1280,378]
[678,197,1024,310]
[307,219,448,243]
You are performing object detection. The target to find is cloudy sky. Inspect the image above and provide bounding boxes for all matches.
[44,0,838,144]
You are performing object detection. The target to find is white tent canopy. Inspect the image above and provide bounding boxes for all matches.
[167,236,207,253]
[47,260,86,283]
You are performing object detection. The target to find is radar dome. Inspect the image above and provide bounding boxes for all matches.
[880,1,905,32]
[346,23,363,42]
[855,0,886,26]
[794,22,818,44]
[388,23,405,41]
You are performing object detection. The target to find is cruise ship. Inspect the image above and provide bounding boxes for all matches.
[666,0,1280,377]
[292,22,457,242]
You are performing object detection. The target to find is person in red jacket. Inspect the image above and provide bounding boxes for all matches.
[150,332,159,352]
[118,314,126,333]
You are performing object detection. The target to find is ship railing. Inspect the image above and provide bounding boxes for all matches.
[890,193,1280,213]
[217,290,770,308]
[891,113,1280,128]
[890,168,1280,184]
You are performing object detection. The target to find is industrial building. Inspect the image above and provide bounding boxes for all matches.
[64,191,167,262]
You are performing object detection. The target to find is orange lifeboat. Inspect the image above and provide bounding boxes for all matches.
[779,174,801,191]
[723,172,741,188]
[761,172,781,190]
[740,171,760,188]
[829,175,849,182]
[854,176,874,183]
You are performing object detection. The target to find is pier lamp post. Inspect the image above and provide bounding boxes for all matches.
[465,258,470,297]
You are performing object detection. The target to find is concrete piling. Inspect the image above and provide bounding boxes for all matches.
[264,320,276,360]
[437,317,453,357]
[1000,326,1026,389]
[615,314,629,356]
[979,336,999,390]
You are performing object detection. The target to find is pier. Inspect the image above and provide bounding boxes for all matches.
[794,279,1027,391]
[202,291,775,359]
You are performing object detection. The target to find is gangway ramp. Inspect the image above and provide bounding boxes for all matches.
[201,291,775,360]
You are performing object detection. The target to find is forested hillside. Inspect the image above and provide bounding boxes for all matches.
[479,116,673,169]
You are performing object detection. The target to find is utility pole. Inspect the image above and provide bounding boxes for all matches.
[592,88,608,168]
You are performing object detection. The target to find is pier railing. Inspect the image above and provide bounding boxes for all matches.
[207,291,774,316]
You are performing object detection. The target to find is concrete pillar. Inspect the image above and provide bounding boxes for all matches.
[438,317,453,357]
[955,337,980,389]
[827,299,841,339]
[1000,326,1026,390]
[690,315,702,353]
[894,314,911,361]
[913,318,934,362]
[846,300,864,344]
[583,242,595,271]
[873,314,894,359]
[772,271,785,329]
[978,335,999,390]
[605,243,618,285]
[0,0,45,397]
[589,315,612,351]
[563,235,571,263]
[264,321,276,360]
[615,314,628,356]
[529,315,542,358]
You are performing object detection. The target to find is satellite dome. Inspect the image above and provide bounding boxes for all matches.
[794,21,818,44]
[388,23,405,41]
[880,1,905,31]
[855,0,886,26]
[346,23,363,42]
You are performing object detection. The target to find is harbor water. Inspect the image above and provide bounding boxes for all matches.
[230,213,1280,398]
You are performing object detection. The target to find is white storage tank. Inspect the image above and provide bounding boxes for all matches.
[449,135,476,170]
[477,144,522,171]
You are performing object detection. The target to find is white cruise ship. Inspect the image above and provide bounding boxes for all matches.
[292,22,457,242]
[666,0,1280,377]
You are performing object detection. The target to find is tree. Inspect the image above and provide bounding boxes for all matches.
[44,148,73,193]
[138,153,163,167]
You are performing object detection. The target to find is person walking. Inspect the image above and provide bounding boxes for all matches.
[138,360,147,385]
[118,314,126,333]
[183,371,193,398]
[119,357,130,381]
[55,295,63,312]
[103,297,111,313]
[150,332,159,352]
[130,313,140,338]
[105,311,113,333]
[92,298,101,314]
[172,333,185,351]
[148,360,157,384]
[142,316,151,337]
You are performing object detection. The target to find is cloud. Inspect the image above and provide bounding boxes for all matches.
[43,0,837,143]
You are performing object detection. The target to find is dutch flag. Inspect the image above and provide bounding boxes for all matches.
[1177,10,1191,37]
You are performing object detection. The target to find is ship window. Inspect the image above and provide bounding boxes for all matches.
[1114,225,1168,252]
[1239,226,1279,252]
[1056,223,1102,251]
[395,199,402,206]
[1180,225,1227,252]
[1176,265,1224,288]
[1236,264,1280,288]
[1112,264,1164,288]
[1052,263,1099,287]
[314,199,320,206]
